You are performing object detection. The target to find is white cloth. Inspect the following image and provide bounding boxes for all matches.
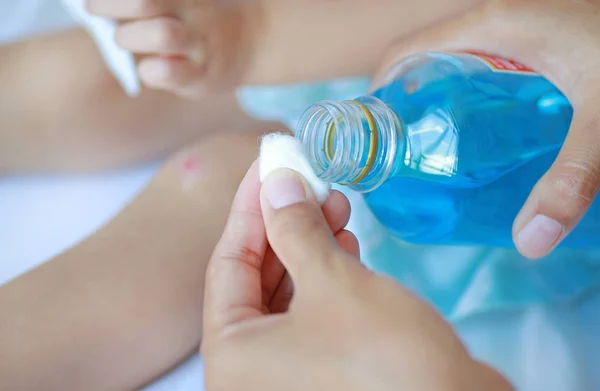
[259,133,331,204]
[60,0,141,96]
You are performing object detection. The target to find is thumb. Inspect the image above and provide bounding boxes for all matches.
[513,106,600,259]
[371,0,600,258]
[260,168,344,285]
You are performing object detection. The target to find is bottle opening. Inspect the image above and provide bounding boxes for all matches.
[296,97,402,192]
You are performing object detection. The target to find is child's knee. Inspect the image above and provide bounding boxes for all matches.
[158,122,289,201]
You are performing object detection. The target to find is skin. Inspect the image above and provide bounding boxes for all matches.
[0,126,283,391]
[86,0,483,95]
[5,0,595,388]
[88,0,600,259]
[373,0,600,258]
[201,163,514,391]
[0,28,251,173]
[0,1,488,388]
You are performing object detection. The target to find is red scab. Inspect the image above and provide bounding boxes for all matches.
[182,157,199,172]
[180,156,204,182]
[179,156,204,187]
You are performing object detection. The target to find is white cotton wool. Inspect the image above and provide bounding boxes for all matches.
[259,133,331,204]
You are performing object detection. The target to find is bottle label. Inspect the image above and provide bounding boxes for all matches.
[461,50,537,75]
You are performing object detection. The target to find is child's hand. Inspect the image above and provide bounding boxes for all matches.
[376,0,600,259]
[86,0,259,98]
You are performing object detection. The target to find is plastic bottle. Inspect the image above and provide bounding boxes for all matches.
[296,51,600,248]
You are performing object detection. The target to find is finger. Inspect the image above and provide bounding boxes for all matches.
[513,107,600,258]
[86,0,178,19]
[260,169,346,285]
[204,160,268,337]
[375,0,600,258]
[471,361,514,391]
[260,191,351,306]
[269,272,293,314]
[374,1,595,96]
[322,190,352,233]
[138,56,206,95]
[116,18,188,55]
[260,247,286,309]
[268,230,361,313]
[336,230,360,258]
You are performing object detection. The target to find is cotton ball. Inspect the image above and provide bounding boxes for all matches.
[259,133,331,204]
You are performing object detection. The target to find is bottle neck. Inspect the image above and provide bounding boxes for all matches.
[295,96,404,192]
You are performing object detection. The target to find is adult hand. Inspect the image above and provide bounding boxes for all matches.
[201,161,512,391]
[375,0,600,259]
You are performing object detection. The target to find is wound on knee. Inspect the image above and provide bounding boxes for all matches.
[179,156,204,186]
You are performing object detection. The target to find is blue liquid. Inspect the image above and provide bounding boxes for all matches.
[363,52,600,247]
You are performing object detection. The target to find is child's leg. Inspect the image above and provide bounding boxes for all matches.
[0,122,286,391]
[0,28,253,174]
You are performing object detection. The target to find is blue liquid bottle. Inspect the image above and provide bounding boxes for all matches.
[296,51,600,248]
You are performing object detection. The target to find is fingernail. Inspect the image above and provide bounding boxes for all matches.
[138,59,166,85]
[517,214,563,258]
[264,169,306,209]
[188,45,205,65]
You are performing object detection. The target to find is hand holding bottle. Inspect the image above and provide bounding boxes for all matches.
[376,0,600,259]
[202,161,513,391]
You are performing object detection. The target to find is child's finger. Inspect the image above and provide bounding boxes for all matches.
[87,0,178,19]
[138,56,205,92]
[116,18,188,55]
